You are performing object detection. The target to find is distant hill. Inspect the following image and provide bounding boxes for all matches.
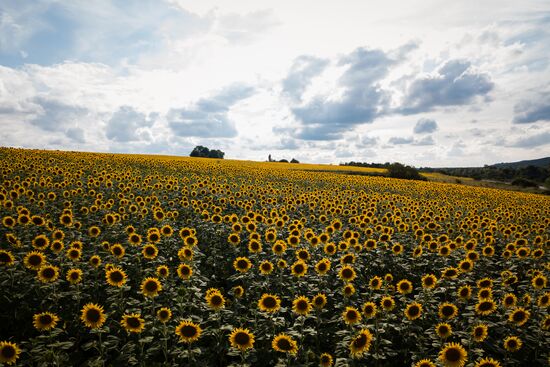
[490,157,550,169]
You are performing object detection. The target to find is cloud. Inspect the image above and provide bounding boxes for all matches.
[106,106,156,142]
[30,97,89,132]
[399,60,494,114]
[168,83,254,138]
[513,94,550,124]
[291,47,393,140]
[388,136,414,144]
[216,9,279,43]
[507,131,550,147]
[413,118,438,134]
[388,135,435,146]
[66,127,85,143]
[282,55,329,102]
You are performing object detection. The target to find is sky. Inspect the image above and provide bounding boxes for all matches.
[1,0,549,167]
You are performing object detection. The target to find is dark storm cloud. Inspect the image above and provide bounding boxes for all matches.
[399,60,494,115]
[106,106,156,142]
[290,47,393,140]
[282,55,329,102]
[507,131,550,147]
[513,95,550,124]
[168,84,254,138]
[413,118,438,134]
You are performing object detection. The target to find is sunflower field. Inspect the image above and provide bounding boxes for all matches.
[0,147,548,367]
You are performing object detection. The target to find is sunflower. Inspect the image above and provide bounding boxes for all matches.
[157,307,172,323]
[89,255,102,268]
[473,358,501,367]
[414,359,436,367]
[259,260,274,275]
[441,267,459,279]
[315,258,331,275]
[38,265,60,283]
[0,250,15,266]
[312,293,327,310]
[362,301,377,318]
[106,266,127,287]
[472,323,488,342]
[477,288,493,300]
[457,285,472,300]
[142,244,158,260]
[33,312,59,331]
[66,268,83,285]
[32,234,50,250]
[343,283,356,297]
[380,296,396,312]
[177,263,193,279]
[421,274,437,289]
[319,352,333,367]
[404,302,423,321]
[121,313,145,333]
[175,320,202,343]
[538,292,550,307]
[272,333,298,355]
[541,315,550,330]
[66,248,82,262]
[157,265,169,278]
[205,291,226,311]
[475,299,496,316]
[292,296,312,316]
[397,279,413,294]
[80,303,106,329]
[369,276,383,290]
[435,323,452,339]
[296,248,310,261]
[24,251,46,270]
[233,257,252,273]
[342,306,362,325]
[277,259,287,268]
[229,327,255,351]
[233,285,244,298]
[531,274,547,290]
[248,240,262,253]
[507,307,530,327]
[272,241,287,255]
[439,342,468,367]
[0,341,20,365]
[141,277,162,298]
[338,265,357,282]
[228,233,240,246]
[349,328,373,358]
[128,233,142,246]
[438,303,458,320]
[291,260,308,277]
[503,336,522,352]
[258,293,281,313]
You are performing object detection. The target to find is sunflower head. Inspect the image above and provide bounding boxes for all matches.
[0,341,21,365]
[380,296,396,312]
[397,279,413,294]
[141,277,162,298]
[436,323,452,339]
[229,327,255,351]
[342,306,362,325]
[177,263,193,280]
[0,250,15,266]
[438,303,458,320]
[33,312,59,331]
[338,265,357,282]
[508,307,530,326]
[292,296,311,316]
[38,265,60,283]
[106,266,127,287]
[319,352,333,367]
[405,302,423,321]
[205,290,226,311]
[414,360,436,367]
[349,328,373,358]
[80,303,106,329]
[438,342,468,367]
[291,260,307,277]
[233,257,252,273]
[362,302,377,318]
[175,320,202,344]
[312,293,327,310]
[258,293,281,313]
[503,336,522,352]
[272,333,298,355]
[259,260,274,275]
[472,323,488,342]
[156,307,172,323]
[66,268,83,284]
[475,299,496,316]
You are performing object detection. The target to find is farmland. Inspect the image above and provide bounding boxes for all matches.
[0,147,548,366]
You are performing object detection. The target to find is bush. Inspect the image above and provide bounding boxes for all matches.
[387,163,426,181]
[511,178,538,188]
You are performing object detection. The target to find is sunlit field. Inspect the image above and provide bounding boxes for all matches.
[0,147,548,367]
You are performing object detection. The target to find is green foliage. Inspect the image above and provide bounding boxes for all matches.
[386,163,426,181]
[190,146,225,159]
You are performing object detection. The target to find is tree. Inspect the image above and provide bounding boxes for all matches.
[386,163,426,181]
[190,146,225,159]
